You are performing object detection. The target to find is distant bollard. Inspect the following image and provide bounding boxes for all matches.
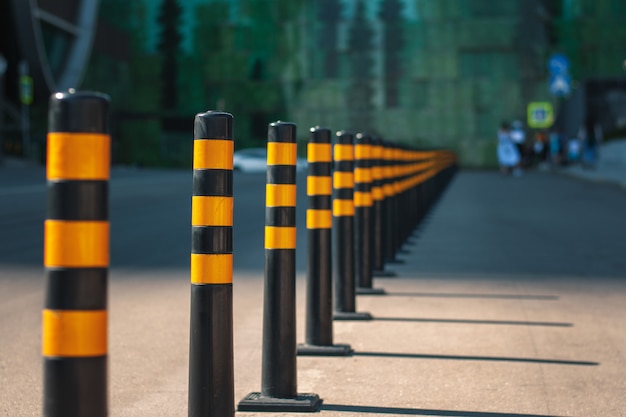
[396,145,413,249]
[354,133,385,295]
[393,145,410,253]
[383,142,403,264]
[371,137,395,278]
[238,122,322,413]
[332,131,372,321]
[297,127,352,356]
[188,111,234,417]
[404,148,422,236]
[43,90,110,417]
[390,144,404,259]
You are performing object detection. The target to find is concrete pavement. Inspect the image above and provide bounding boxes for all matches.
[558,138,626,189]
[1,152,626,417]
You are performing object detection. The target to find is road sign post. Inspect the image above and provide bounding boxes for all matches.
[19,61,32,157]
[0,54,6,164]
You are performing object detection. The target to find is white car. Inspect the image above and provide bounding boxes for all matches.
[233,147,307,173]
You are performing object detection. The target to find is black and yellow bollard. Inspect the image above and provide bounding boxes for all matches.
[297,127,353,356]
[188,111,234,417]
[383,142,403,265]
[371,137,396,278]
[380,140,393,264]
[332,131,372,321]
[391,146,411,247]
[238,122,321,412]
[354,133,385,295]
[43,90,110,417]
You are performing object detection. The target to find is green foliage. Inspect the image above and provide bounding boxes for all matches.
[157,0,183,109]
[115,119,162,167]
[82,0,163,165]
[182,0,305,143]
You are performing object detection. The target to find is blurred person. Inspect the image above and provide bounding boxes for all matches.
[510,120,526,166]
[567,137,581,164]
[579,115,601,169]
[549,130,561,166]
[533,130,548,168]
[497,121,520,176]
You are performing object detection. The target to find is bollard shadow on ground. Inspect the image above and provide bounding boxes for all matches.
[372,316,573,327]
[374,292,560,300]
[321,404,569,417]
[352,351,599,367]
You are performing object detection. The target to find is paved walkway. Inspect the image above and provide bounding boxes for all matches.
[558,138,626,189]
[1,145,626,417]
[291,168,626,417]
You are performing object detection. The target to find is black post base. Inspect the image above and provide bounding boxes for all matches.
[373,269,397,278]
[333,311,373,321]
[356,287,386,295]
[237,392,322,412]
[297,343,353,356]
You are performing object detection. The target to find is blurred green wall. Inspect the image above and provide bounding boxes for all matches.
[82,0,626,168]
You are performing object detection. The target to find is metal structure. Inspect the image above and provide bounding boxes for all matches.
[7,0,99,95]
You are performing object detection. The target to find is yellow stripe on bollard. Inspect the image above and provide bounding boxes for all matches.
[333,199,355,217]
[307,143,332,163]
[383,183,394,197]
[42,310,107,357]
[354,167,371,183]
[190,253,233,284]
[191,196,234,226]
[354,191,373,207]
[267,143,297,165]
[371,186,384,201]
[47,133,110,180]
[333,172,354,189]
[265,226,297,249]
[193,139,234,170]
[333,144,353,161]
[266,184,297,207]
[44,221,109,267]
[307,176,332,196]
[354,144,372,160]
[306,209,333,229]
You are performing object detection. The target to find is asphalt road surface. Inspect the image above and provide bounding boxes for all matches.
[1,165,625,416]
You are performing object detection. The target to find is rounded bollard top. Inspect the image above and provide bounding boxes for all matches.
[194,111,233,140]
[48,89,110,134]
[309,127,331,143]
[268,121,296,143]
[355,132,371,144]
[335,130,354,145]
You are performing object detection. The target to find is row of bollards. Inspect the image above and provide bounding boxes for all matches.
[41,91,457,417]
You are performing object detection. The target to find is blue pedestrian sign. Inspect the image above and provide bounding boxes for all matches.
[547,53,571,97]
[549,73,571,97]
[548,53,569,75]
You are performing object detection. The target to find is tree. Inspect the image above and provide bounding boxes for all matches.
[317,0,344,78]
[379,0,404,107]
[347,0,375,133]
[157,0,183,111]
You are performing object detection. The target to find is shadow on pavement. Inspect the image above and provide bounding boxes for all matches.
[353,351,599,366]
[322,404,568,417]
[382,292,559,300]
[373,316,573,327]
